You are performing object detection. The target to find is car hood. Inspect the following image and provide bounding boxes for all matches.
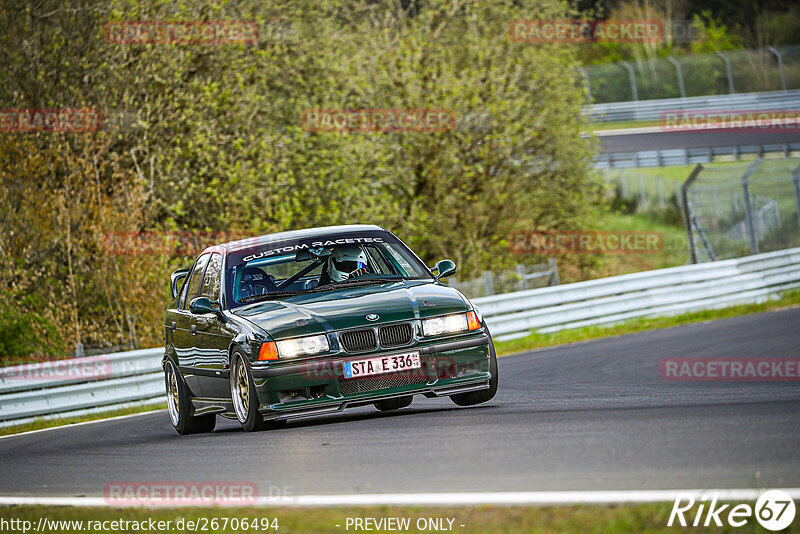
[233,281,469,339]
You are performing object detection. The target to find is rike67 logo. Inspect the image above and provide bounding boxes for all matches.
[668,490,796,530]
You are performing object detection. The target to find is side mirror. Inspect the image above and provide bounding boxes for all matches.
[170,268,190,299]
[189,296,227,323]
[433,259,457,280]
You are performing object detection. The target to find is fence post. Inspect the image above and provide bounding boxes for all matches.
[621,170,629,197]
[482,270,495,296]
[658,176,665,209]
[621,61,639,101]
[716,52,734,94]
[668,56,686,99]
[516,264,527,291]
[741,159,763,255]
[548,257,560,286]
[638,173,648,210]
[578,67,592,102]
[691,213,716,261]
[681,164,704,264]
[793,162,800,232]
[767,46,788,92]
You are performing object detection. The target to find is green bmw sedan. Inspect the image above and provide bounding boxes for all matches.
[163,225,498,434]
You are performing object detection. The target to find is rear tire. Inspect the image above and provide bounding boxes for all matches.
[164,359,216,435]
[374,396,413,411]
[450,336,498,407]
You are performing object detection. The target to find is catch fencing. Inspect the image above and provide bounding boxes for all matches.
[2,247,799,427]
[683,159,800,262]
[583,46,800,104]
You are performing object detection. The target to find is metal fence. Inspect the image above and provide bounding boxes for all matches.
[475,247,800,339]
[451,259,559,298]
[0,348,164,428]
[583,45,800,104]
[683,159,800,262]
[2,247,799,428]
[603,168,684,211]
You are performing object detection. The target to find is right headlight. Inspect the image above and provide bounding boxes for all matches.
[422,311,481,337]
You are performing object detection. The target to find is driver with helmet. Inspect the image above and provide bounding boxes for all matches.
[326,244,370,282]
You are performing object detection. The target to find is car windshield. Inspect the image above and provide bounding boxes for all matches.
[225,231,433,309]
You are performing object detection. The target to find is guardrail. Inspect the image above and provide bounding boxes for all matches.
[473,247,800,339]
[0,349,165,428]
[594,143,800,169]
[586,89,800,123]
[2,247,799,428]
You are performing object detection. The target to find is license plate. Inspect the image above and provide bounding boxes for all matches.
[342,352,421,379]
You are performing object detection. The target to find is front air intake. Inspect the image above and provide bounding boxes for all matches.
[339,329,378,353]
[379,323,413,348]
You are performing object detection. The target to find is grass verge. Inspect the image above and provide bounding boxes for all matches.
[0,403,166,438]
[592,119,660,131]
[0,503,780,533]
[494,289,800,356]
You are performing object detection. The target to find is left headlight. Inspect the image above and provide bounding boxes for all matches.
[275,334,330,358]
[422,311,481,337]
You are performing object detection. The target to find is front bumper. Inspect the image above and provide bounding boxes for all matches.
[249,333,491,421]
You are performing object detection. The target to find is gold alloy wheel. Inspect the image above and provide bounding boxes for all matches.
[232,358,250,422]
[166,363,180,426]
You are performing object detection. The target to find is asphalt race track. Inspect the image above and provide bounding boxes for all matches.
[598,127,800,153]
[0,308,798,498]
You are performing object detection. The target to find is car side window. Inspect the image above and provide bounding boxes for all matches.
[177,273,190,309]
[182,253,211,310]
[199,253,223,307]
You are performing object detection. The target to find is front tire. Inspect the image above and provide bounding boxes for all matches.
[450,336,498,407]
[231,351,287,432]
[230,351,269,432]
[164,359,216,435]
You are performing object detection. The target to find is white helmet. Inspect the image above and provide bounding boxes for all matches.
[329,245,368,282]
